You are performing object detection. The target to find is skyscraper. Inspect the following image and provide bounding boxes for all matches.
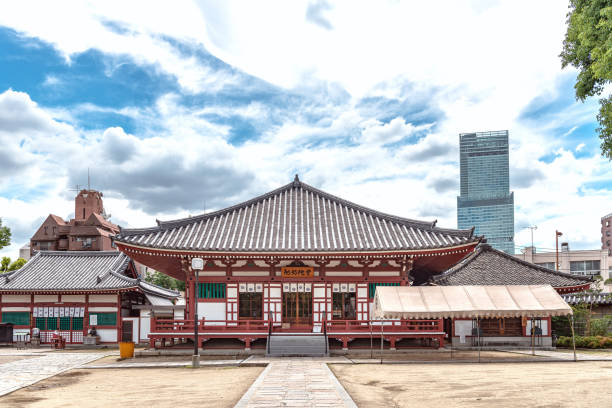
[457,130,514,254]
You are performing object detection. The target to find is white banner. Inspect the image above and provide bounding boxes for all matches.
[89,314,98,326]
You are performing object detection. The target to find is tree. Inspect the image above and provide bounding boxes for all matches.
[144,269,185,292]
[0,218,10,249]
[560,0,612,158]
[0,257,27,273]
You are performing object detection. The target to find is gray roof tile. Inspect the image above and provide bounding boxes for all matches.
[562,292,612,305]
[0,251,178,298]
[116,177,478,252]
[431,244,592,288]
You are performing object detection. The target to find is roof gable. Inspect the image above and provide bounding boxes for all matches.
[30,214,66,241]
[432,244,592,289]
[115,177,478,252]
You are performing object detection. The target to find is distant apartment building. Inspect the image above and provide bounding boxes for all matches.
[516,243,609,284]
[457,130,515,254]
[602,212,612,255]
[30,190,119,256]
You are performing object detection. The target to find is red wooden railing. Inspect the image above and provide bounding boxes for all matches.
[151,318,270,333]
[325,319,443,333]
[151,318,442,333]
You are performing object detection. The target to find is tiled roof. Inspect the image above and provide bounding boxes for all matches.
[0,251,178,298]
[116,176,478,252]
[562,292,612,305]
[431,244,592,288]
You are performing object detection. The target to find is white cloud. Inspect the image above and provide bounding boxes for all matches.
[0,0,610,262]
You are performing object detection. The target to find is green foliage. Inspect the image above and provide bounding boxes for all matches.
[560,0,612,158]
[0,257,9,273]
[0,257,27,273]
[590,317,612,336]
[144,270,185,292]
[557,335,612,349]
[605,278,612,285]
[0,218,10,249]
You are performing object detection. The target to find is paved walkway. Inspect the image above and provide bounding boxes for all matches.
[0,352,107,396]
[234,359,357,408]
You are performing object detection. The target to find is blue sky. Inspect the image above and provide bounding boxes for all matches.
[0,0,610,261]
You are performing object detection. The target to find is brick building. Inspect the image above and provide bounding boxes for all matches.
[30,190,119,256]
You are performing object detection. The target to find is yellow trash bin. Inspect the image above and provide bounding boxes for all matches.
[119,341,135,359]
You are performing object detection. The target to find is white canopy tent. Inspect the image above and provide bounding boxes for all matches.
[372,285,573,320]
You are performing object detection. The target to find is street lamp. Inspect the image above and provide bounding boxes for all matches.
[527,226,537,250]
[191,257,204,368]
[555,231,563,271]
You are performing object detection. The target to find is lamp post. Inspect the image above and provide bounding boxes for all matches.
[191,257,204,368]
[528,225,537,250]
[555,231,563,271]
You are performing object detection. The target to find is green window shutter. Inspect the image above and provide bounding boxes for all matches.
[1,312,30,325]
[91,313,117,326]
[35,317,46,330]
[47,317,57,330]
[59,317,71,330]
[72,317,83,330]
[369,282,401,299]
[199,283,226,299]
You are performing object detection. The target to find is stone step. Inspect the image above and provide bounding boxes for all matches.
[267,334,328,357]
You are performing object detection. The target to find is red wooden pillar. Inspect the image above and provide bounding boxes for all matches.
[389,337,396,350]
[84,294,90,337]
[30,294,34,334]
[188,279,196,321]
[116,293,121,343]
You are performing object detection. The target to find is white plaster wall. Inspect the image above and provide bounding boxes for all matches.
[2,295,29,303]
[61,295,85,303]
[97,329,117,343]
[88,307,117,312]
[34,295,58,303]
[89,294,117,303]
[198,302,226,325]
[2,307,30,311]
[140,310,151,340]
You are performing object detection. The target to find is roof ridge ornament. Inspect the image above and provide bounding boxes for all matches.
[293,174,301,187]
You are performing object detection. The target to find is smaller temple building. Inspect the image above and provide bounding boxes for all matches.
[431,244,592,347]
[0,251,179,344]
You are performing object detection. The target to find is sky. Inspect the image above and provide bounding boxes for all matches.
[0,0,610,261]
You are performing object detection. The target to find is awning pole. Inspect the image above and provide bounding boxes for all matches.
[569,315,577,362]
[531,317,535,356]
[380,319,384,364]
[450,319,454,360]
[369,319,373,360]
[477,316,481,363]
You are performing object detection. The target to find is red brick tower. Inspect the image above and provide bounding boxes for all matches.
[75,190,104,220]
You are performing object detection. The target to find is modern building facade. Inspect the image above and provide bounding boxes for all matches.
[457,130,515,254]
[602,212,612,255]
[516,244,609,284]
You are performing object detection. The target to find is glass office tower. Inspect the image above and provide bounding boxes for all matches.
[457,130,515,254]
